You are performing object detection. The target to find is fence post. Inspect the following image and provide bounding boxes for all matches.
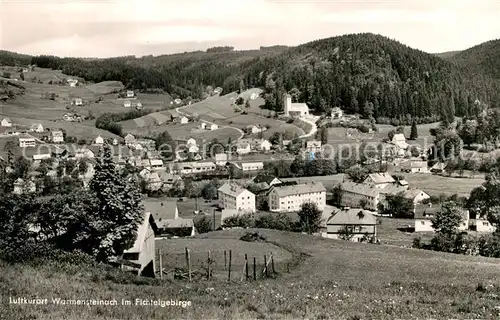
[228,250,232,282]
[185,247,191,282]
[159,249,163,280]
[245,254,249,280]
[224,250,227,270]
[207,250,211,280]
[271,253,275,275]
[253,257,256,280]
[264,254,268,278]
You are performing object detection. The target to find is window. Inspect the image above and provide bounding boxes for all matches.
[483,222,489,226]
[421,221,425,225]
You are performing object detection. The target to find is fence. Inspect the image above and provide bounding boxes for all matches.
[157,248,282,281]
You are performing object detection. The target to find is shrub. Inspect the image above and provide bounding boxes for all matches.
[240,232,266,242]
[194,216,213,234]
[255,213,292,231]
[222,213,255,228]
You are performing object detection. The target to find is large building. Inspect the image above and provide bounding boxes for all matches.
[268,182,326,213]
[283,94,309,117]
[218,183,256,213]
[414,204,469,232]
[19,135,36,147]
[363,173,396,189]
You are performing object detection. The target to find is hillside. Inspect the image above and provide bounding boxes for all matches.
[3,33,500,122]
[434,50,462,59]
[2,229,500,319]
[448,39,500,80]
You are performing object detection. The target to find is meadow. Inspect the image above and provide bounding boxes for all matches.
[2,228,500,319]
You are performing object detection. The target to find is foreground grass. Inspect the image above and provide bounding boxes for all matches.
[2,229,500,319]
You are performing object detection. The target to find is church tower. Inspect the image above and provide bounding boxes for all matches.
[283,93,292,116]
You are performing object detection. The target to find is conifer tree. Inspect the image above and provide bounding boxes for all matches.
[410,120,418,140]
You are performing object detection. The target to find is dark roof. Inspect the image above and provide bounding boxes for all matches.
[252,174,281,185]
[414,203,469,220]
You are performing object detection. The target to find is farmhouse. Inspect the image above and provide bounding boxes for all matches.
[469,214,496,232]
[50,130,64,143]
[246,125,266,134]
[73,98,83,106]
[174,98,183,105]
[213,87,223,95]
[159,173,183,189]
[283,93,309,117]
[67,79,78,87]
[431,162,448,173]
[209,124,218,130]
[135,101,143,109]
[402,189,431,212]
[215,153,228,166]
[324,208,377,242]
[391,133,409,150]
[126,90,135,98]
[255,139,272,152]
[30,123,44,133]
[18,134,36,147]
[331,107,343,120]
[150,159,165,170]
[268,182,326,213]
[62,113,76,122]
[13,178,36,195]
[414,204,469,232]
[252,174,283,187]
[236,142,251,155]
[74,148,95,159]
[199,122,207,130]
[363,172,395,189]
[122,212,156,277]
[401,160,429,173]
[1,118,12,127]
[218,183,256,213]
[124,100,132,108]
[146,172,163,191]
[94,135,104,145]
[124,134,136,146]
[180,116,189,124]
[250,92,259,100]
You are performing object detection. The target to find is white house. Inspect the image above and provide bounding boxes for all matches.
[246,125,265,134]
[414,204,469,232]
[215,153,228,166]
[74,148,95,159]
[136,101,142,109]
[401,160,429,173]
[124,100,132,108]
[95,135,104,145]
[126,90,135,98]
[470,216,496,233]
[268,182,326,213]
[251,174,283,187]
[124,134,136,146]
[209,124,218,131]
[218,183,256,213]
[1,118,12,127]
[236,142,251,155]
[283,93,309,117]
[340,182,382,211]
[331,107,343,120]
[150,159,165,170]
[30,123,44,133]
[256,139,272,152]
[180,116,189,124]
[175,161,217,175]
[33,153,51,161]
[112,138,118,146]
[74,98,83,106]
[19,135,36,147]
[240,162,264,172]
[67,79,78,87]
[324,208,377,242]
[392,133,409,150]
[174,98,183,105]
[250,92,259,100]
[199,122,207,130]
[51,130,64,143]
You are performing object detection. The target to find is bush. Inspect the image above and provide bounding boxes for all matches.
[222,213,254,228]
[240,232,266,242]
[255,213,292,231]
[194,216,213,234]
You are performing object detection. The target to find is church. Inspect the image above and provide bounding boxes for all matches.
[283,94,310,117]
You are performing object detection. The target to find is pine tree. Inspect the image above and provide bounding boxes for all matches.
[410,120,418,140]
[88,145,144,262]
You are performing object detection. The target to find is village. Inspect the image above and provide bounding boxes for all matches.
[1,79,495,278]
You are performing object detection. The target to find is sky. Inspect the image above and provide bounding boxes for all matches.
[0,0,499,58]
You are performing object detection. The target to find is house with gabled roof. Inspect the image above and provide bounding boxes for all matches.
[363,172,395,189]
[1,118,12,127]
[144,199,195,237]
[324,208,377,242]
[121,212,156,277]
[30,123,44,133]
[218,183,256,213]
[414,203,469,232]
[50,130,64,143]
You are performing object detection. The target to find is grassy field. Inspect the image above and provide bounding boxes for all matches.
[224,114,305,139]
[401,173,484,197]
[3,228,500,319]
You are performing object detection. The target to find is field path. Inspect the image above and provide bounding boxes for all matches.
[176,106,244,140]
[298,115,319,138]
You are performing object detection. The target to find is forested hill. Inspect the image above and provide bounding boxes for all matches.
[2,33,500,122]
[447,39,500,80]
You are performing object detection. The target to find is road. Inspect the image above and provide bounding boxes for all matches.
[298,115,319,139]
